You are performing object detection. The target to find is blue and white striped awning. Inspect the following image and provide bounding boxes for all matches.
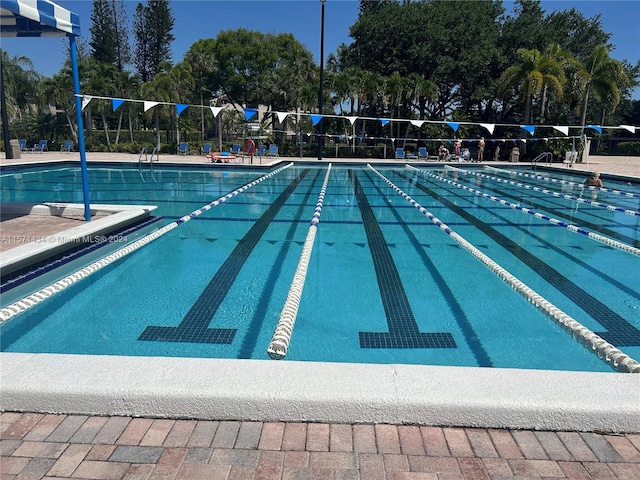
[0,0,81,37]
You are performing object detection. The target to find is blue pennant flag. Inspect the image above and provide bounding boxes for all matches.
[378,118,390,127]
[112,98,125,111]
[176,104,189,116]
[446,122,459,132]
[520,125,535,135]
[585,125,602,134]
[310,114,323,126]
[244,108,258,121]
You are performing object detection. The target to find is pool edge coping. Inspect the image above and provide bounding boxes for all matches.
[1,352,639,433]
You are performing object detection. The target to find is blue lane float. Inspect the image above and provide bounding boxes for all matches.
[417,166,640,257]
[368,164,640,373]
[447,165,640,217]
[0,163,294,324]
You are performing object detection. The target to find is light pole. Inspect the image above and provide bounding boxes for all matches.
[318,0,326,160]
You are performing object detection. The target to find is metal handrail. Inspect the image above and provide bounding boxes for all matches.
[531,152,552,172]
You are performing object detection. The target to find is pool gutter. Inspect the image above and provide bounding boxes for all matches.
[1,353,638,433]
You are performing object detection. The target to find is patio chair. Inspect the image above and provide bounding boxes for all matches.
[200,143,212,156]
[60,140,74,152]
[395,147,405,160]
[177,142,195,155]
[18,140,28,152]
[267,144,279,157]
[418,147,428,160]
[31,139,48,153]
[256,145,267,158]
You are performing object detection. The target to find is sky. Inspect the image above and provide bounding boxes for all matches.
[2,0,639,98]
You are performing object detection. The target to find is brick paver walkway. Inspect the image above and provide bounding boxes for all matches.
[2,412,640,479]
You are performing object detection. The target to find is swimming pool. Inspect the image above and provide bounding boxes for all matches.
[1,162,639,374]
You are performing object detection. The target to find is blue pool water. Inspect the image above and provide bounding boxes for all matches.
[1,162,639,372]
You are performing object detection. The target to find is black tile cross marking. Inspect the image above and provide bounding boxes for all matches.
[138,169,310,344]
[351,170,457,349]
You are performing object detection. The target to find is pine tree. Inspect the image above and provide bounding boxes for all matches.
[89,0,131,71]
[133,0,175,82]
[90,0,117,64]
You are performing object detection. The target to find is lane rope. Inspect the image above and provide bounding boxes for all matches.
[445,165,640,216]
[369,164,640,373]
[0,163,294,324]
[267,164,332,360]
[485,165,640,199]
[413,166,640,256]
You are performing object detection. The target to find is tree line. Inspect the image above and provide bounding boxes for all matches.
[2,0,639,158]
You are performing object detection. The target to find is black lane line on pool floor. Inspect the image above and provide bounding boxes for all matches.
[362,169,493,366]
[350,169,457,349]
[138,169,310,344]
[395,171,640,348]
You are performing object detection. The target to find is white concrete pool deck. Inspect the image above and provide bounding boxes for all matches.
[1,152,639,434]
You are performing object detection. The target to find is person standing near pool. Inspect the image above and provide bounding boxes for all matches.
[477,137,485,162]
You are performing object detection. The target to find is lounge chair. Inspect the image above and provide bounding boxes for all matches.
[418,147,428,160]
[31,140,48,153]
[18,140,28,152]
[200,143,212,156]
[256,145,267,158]
[267,144,279,157]
[60,140,74,152]
[206,151,237,163]
[395,147,405,160]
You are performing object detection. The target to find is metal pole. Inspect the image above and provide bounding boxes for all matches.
[317,0,325,160]
[69,35,91,221]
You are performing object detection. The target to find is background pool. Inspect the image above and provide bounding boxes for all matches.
[1,163,639,372]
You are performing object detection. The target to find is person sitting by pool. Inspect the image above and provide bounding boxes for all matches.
[584,172,603,188]
[438,144,449,160]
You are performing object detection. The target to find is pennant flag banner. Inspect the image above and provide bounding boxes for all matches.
[520,125,535,135]
[244,108,258,121]
[112,98,125,111]
[480,123,495,135]
[310,114,322,126]
[81,95,92,111]
[410,120,424,127]
[176,104,189,116]
[620,125,636,133]
[553,126,569,136]
[446,122,459,132]
[276,111,289,123]
[379,118,390,126]
[585,125,602,134]
[144,101,159,112]
[346,116,358,125]
[210,106,223,118]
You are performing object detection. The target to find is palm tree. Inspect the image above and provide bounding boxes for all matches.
[184,39,217,143]
[498,48,565,124]
[576,45,628,132]
[1,52,40,121]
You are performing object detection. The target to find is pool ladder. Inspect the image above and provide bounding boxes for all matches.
[531,152,552,172]
[138,147,158,183]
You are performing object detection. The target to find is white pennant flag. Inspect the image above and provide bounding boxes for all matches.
[480,123,495,135]
[276,111,289,123]
[144,101,159,112]
[410,120,424,127]
[81,95,92,111]
[210,106,223,118]
[619,125,636,133]
[553,126,569,136]
[346,116,358,125]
